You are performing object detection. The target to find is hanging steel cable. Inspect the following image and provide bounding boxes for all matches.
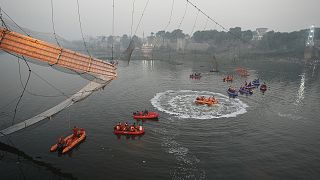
[190,9,200,36]
[0,8,29,36]
[152,0,176,49]
[133,0,150,36]
[185,0,228,32]
[203,18,209,31]
[11,56,31,126]
[50,0,61,47]
[0,6,117,136]
[111,0,115,61]
[125,0,150,64]
[76,0,91,57]
[164,0,175,30]
[0,7,8,30]
[178,0,188,29]
[185,0,246,42]
[130,0,136,37]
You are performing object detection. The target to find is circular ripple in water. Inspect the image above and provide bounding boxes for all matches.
[151,90,248,119]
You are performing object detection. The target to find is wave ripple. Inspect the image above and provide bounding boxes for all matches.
[151,90,248,119]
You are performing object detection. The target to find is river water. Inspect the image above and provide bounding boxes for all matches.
[0,53,320,179]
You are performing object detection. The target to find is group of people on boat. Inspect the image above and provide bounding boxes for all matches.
[239,85,253,93]
[133,109,149,116]
[223,75,233,82]
[236,68,249,76]
[244,81,253,87]
[190,73,201,78]
[114,122,142,132]
[260,83,267,91]
[196,96,217,102]
[227,86,237,93]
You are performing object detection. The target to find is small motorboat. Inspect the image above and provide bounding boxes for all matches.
[190,74,202,79]
[133,112,159,119]
[260,84,267,92]
[252,79,260,86]
[114,126,145,135]
[245,85,256,90]
[239,88,253,95]
[223,76,233,82]
[50,128,86,154]
[227,89,238,98]
[235,67,250,77]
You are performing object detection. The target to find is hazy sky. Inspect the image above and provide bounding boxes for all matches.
[1,0,319,40]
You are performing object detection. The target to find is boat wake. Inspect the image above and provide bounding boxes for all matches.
[152,127,206,180]
[151,90,248,119]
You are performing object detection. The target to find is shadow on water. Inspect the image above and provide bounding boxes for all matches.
[0,141,76,180]
[115,134,145,140]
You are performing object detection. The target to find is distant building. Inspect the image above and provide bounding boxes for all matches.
[141,43,154,59]
[252,28,268,40]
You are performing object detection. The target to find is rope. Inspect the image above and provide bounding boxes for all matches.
[76,0,91,57]
[50,0,61,47]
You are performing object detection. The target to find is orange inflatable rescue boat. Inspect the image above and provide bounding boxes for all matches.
[50,128,86,154]
[195,96,219,106]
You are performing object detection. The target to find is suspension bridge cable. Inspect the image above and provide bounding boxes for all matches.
[76,0,91,57]
[164,0,175,31]
[152,0,176,48]
[50,0,61,47]
[185,0,245,42]
[5,50,71,99]
[178,0,188,29]
[0,8,30,36]
[185,0,228,32]
[190,9,200,36]
[111,0,115,61]
[133,0,150,36]
[17,59,72,98]
[0,7,8,30]
[31,71,70,98]
[130,0,136,37]
[203,18,209,31]
[11,56,31,126]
